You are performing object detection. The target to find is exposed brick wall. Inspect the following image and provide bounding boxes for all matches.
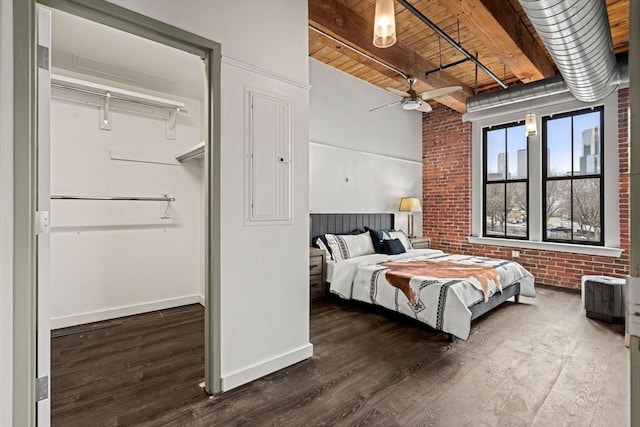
[422,103,473,253]
[618,88,630,263]
[422,89,630,289]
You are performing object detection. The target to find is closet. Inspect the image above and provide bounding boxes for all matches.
[48,8,206,329]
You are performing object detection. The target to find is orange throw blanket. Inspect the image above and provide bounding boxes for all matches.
[380,260,501,305]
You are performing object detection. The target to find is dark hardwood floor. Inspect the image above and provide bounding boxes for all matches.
[51,286,629,426]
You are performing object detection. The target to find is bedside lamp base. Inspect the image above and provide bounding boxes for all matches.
[407,212,415,238]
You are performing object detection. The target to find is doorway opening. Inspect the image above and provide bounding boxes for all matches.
[44,7,209,422]
[25,1,222,424]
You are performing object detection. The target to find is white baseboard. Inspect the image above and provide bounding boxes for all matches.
[51,295,203,330]
[221,343,313,391]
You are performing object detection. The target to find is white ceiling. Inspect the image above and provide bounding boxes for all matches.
[50,8,205,102]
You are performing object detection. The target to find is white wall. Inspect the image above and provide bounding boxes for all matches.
[49,93,204,328]
[107,0,312,391]
[109,0,308,85]
[309,59,423,235]
[0,1,13,424]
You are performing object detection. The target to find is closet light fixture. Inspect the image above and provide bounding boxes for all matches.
[399,197,422,238]
[373,0,396,48]
[525,113,537,136]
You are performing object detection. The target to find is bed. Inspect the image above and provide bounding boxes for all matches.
[310,213,536,341]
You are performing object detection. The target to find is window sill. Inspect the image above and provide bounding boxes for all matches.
[466,236,623,258]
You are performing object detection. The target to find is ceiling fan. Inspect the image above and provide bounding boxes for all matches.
[370,76,462,113]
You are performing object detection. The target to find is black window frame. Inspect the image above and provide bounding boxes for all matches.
[542,106,605,246]
[482,121,529,240]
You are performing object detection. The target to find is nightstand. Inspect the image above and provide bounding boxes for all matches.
[309,247,326,300]
[410,237,431,249]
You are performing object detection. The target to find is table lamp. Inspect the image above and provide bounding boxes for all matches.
[399,197,422,238]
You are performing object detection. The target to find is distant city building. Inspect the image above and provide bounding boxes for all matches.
[579,126,600,174]
[498,152,506,178]
[489,150,528,180]
[517,149,527,178]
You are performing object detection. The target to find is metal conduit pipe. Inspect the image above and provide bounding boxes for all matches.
[519,0,617,102]
[396,0,508,89]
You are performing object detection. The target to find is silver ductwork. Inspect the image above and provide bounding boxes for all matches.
[467,0,624,112]
[520,0,616,102]
[467,75,569,112]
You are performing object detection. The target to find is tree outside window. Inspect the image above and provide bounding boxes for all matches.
[542,107,604,245]
[483,122,528,239]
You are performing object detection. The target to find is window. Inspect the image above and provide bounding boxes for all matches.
[483,122,528,239]
[542,106,604,245]
[471,93,619,256]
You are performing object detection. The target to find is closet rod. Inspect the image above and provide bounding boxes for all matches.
[51,195,175,202]
[51,83,190,114]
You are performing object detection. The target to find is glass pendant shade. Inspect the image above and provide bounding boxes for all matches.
[525,113,537,136]
[373,0,396,48]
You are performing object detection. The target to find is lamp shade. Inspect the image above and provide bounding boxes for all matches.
[525,113,537,136]
[373,0,396,48]
[399,197,422,212]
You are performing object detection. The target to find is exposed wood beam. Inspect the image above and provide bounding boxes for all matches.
[437,0,556,82]
[309,0,472,113]
[310,29,447,102]
[309,31,440,109]
[309,30,400,81]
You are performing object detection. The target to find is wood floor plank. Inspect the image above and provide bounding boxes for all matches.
[51,305,206,427]
[590,334,630,427]
[532,319,627,426]
[51,287,629,426]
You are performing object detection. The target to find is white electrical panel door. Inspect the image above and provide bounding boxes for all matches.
[246,89,292,224]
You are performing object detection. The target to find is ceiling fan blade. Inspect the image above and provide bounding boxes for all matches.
[385,87,410,98]
[369,100,402,112]
[416,102,432,113]
[420,86,463,101]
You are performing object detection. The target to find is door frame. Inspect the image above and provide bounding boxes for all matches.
[12,0,222,424]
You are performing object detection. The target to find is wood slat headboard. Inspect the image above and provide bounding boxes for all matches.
[310,213,395,239]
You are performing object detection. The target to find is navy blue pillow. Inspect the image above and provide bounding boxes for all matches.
[341,228,364,237]
[366,227,392,254]
[383,238,406,255]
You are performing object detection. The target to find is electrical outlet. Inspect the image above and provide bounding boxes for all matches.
[512,250,520,258]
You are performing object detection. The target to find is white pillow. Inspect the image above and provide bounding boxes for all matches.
[315,239,332,260]
[387,230,413,251]
[325,232,375,261]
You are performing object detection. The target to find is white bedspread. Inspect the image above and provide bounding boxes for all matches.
[328,249,535,340]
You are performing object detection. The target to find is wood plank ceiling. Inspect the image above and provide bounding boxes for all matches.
[309,0,629,113]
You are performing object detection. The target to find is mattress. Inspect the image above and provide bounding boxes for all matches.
[328,249,535,340]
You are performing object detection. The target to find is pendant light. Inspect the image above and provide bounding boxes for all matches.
[373,0,396,48]
[525,113,537,136]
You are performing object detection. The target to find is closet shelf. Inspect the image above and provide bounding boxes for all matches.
[51,74,189,139]
[51,74,188,113]
[175,141,205,162]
